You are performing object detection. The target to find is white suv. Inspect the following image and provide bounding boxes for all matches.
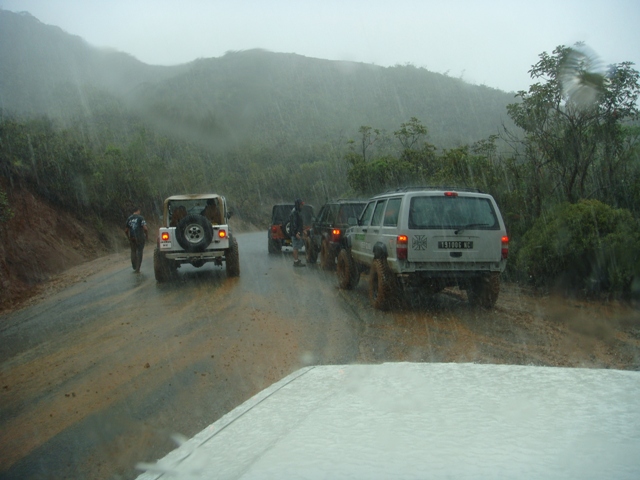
[337,187,508,309]
[153,193,239,282]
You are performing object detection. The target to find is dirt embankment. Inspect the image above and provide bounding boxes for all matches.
[0,185,118,312]
[0,184,259,314]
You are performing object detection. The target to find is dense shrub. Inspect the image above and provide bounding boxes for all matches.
[515,200,640,298]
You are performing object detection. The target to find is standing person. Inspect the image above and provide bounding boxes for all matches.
[124,207,148,273]
[291,198,306,267]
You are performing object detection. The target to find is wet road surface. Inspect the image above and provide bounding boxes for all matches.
[1,231,638,479]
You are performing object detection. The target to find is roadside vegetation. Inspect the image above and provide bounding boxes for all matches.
[1,44,639,300]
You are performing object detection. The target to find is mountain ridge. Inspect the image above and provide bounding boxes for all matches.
[0,9,517,149]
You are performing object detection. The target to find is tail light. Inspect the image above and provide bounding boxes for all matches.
[444,191,458,197]
[218,229,227,239]
[397,234,408,260]
[501,236,509,259]
[331,229,341,242]
[161,232,170,241]
[271,225,278,233]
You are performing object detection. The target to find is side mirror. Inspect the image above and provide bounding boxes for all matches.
[347,217,357,226]
[227,209,234,218]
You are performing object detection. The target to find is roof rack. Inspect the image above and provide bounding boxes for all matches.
[380,185,483,194]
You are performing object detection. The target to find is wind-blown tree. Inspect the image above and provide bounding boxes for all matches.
[506,44,640,210]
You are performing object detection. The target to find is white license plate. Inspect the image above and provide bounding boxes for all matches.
[160,241,172,249]
[438,241,473,249]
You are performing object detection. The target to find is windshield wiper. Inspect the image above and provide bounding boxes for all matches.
[454,223,489,234]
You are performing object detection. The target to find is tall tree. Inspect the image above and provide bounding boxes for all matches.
[506,44,640,205]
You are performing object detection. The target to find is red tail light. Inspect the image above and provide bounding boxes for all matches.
[444,191,458,197]
[218,229,227,239]
[161,232,170,241]
[397,234,408,260]
[501,236,509,259]
[271,225,278,233]
[331,229,341,242]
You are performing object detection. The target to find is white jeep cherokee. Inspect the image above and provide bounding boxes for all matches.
[337,187,508,309]
[153,193,239,282]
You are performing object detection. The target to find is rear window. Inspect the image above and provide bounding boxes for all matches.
[337,203,365,224]
[272,205,293,223]
[408,196,499,230]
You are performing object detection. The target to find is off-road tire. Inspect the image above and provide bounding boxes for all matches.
[175,214,214,252]
[154,248,171,283]
[320,239,334,270]
[336,249,360,290]
[369,258,397,310]
[226,237,240,277]
[268,238,281,254]
[305,237,318,264]
[467,271,500,308]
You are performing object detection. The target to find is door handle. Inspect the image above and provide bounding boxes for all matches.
[362,228,368,232]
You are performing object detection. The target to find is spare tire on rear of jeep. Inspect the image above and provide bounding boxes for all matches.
[175,214,214,252]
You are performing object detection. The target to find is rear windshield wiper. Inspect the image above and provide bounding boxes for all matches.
[455,223,490,234]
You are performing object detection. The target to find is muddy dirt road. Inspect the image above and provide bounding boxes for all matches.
[1,231,638,479]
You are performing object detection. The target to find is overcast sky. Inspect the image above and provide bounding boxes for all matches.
[1,0,639,93]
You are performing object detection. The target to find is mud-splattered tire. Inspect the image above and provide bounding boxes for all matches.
[336,249,360,290]
[467,272,500,308]
[226,237,240,277]
[268,238,281,254]
[305,237,318,264]
[154,248,171,283]
[369,258,397,310]
[320,239,334,270]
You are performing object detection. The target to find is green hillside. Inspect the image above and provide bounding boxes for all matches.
[0,9,515,149]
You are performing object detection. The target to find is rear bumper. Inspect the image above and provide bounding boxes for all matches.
[165,250,225,261]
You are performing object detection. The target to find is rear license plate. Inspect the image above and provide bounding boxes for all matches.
[438,241,473,249]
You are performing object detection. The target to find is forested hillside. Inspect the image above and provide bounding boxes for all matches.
[1,9,639,304]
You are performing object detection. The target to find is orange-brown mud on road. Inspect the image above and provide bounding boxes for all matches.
[1,248,639,479]
[355,284,640,370]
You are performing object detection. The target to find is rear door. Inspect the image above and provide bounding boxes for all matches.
[405,194,503,265]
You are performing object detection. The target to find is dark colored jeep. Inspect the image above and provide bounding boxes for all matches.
[305,199,366,269]
[267,203,314,253]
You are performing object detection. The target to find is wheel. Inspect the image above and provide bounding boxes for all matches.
[369,258,397,310]
[153,248,171,283]
[320,239,335,270]
[467,272,500,308]
[268,237,281,254]
[175,214,213,252]
[226,237,240,277]
[336,249,360,290]
[305,236,318,264]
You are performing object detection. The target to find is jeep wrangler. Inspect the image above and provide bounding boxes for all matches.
[338,187,508,309]
[153,194,239,282]
[267,203,314,254]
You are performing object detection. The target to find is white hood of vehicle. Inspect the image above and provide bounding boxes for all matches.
[137,363,640,479]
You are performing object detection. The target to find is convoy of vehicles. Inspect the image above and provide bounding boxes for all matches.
[156,188,508,311]
[153,193,239,282]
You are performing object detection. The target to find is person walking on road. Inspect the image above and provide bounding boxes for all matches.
[124,207,148,273]
[291,198,306,267]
